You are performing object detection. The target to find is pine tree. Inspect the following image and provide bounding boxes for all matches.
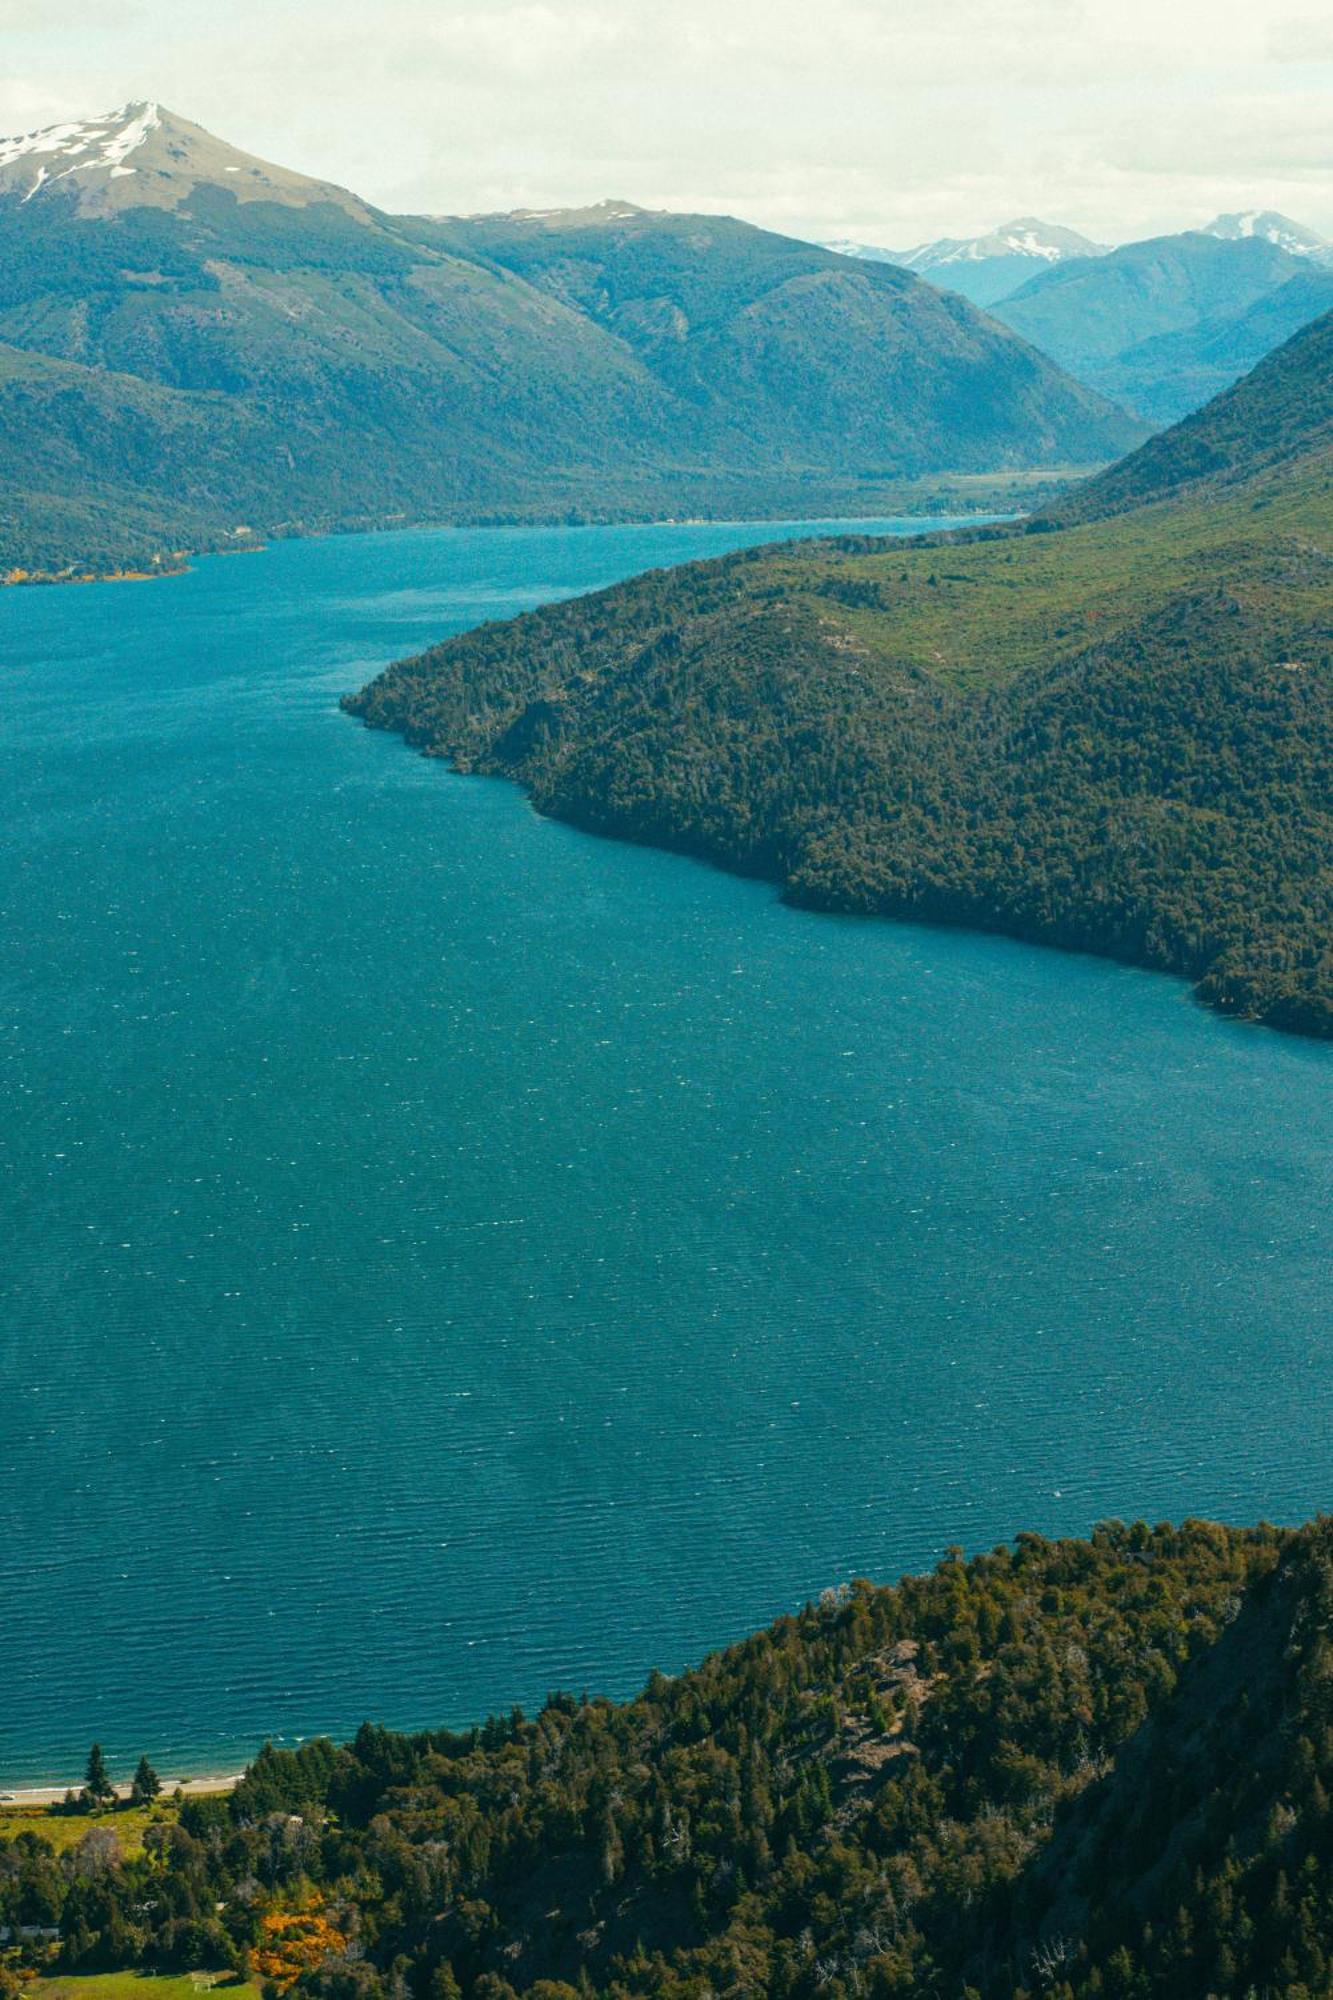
[129,1755,161,1806]
[83,1743,115,1806]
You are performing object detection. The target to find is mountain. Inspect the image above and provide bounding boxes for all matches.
[1043,301,1333,523]
[1203,208,1333,262]
[1050,259,1333,436]
[14,1515,1333,1997]
[0,107,1143,579]
[0,98,372,218]
[880,217,1108,306]
[346,309,1333,1039]
[991,229,1316,422]
[820,235,903,264]
[824,213,1333,310]
[402,201,1136,475]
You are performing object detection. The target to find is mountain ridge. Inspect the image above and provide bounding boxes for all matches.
[826,209,1332,326]
[825,216,1107,305]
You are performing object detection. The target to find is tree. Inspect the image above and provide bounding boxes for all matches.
[82,1744,115,1808]
[129,1756,161,1807]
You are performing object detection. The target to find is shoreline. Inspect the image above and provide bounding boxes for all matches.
[0,1772,244,1808]
[349,711,1333,1052]
[0,484,1047,594]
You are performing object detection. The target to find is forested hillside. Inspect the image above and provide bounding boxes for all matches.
[12,1518,1333,1996]
[346,310,1333,1040]
[406,204,1128,477]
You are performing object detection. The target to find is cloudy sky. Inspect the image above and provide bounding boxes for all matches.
[4,0,1332,246]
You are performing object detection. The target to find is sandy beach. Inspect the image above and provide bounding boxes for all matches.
[0,1773,244,1808]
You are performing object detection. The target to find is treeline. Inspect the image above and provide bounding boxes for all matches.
[12,1519,1333,1996]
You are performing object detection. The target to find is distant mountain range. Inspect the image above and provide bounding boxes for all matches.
[349,308,1333,1038]
[5,102,1331,578]
[0,102,1142,580]
[827,207,1333,423]
[827,219,1108,306]
[1044,292,1333,525]
[826,208,1332,308]
[990,229,1333,423]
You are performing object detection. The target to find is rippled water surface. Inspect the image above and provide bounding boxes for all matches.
[3,518,1332,1786]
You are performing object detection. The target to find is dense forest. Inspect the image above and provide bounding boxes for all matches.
[346,309,1333,1039]
[10,1517,1333,1997]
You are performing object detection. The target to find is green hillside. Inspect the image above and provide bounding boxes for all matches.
[0,110,1144,579]
[407,204,1133,475]
[346,310,1333,1038]
[13,1517,1333,1996]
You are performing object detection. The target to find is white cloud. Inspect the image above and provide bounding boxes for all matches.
[3,0,1331,244]
[423,3,628,74]
[1267,8,1333,60]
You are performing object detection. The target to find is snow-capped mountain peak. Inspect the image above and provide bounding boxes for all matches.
[827,218,1108,304]
[0,100,372,220]
[823,237,898,263]
[903,218,1108,271]
[993,219,1074,260]
[1202,211,1331,262]
[0,101,161,200]
[820,219,1107,298]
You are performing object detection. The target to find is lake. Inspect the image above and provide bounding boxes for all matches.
[2,517,1331,1787]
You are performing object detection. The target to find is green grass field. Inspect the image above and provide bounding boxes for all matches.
[0,1790,232,1860]
[0,1804,168,1859]
[23,1976,257,2000]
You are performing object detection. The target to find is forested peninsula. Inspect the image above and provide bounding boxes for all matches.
[8,1518,1333,1998]
[345,310,1333,1039]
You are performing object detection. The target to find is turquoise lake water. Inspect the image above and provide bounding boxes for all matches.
[2,518,1331,1787]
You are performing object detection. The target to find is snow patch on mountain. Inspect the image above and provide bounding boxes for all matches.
[1002,226,1065,261]
[0,100,159,170]
[0,101,160,188]
[100,102,161,167]
[484,199,651,225]
[1203,211,1331,262]
[903,219,1107,271]
[822,239,903,264]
